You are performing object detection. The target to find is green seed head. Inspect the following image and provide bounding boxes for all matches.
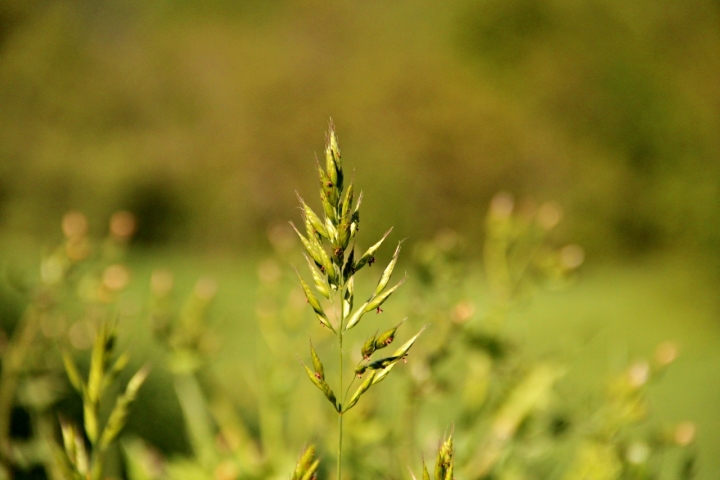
[295,269,327,320]
[375,320,405,350]
[374,241,403,296]
[303,253,330,300]
[298,194,328,239]
[434,432,454,480]
[304,363,324,391]
[290,223,324,267]
[356,228,393,272]
[293,445,320,480]
[422,457,431,480]
[320,190,337,223]
[310,341,325,381]
[345,370,376,411]
[341,183,354,221]
[364,275,408,313]
[342,248,355,282]
[361,331,378,359]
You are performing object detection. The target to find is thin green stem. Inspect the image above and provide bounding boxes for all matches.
[337,330,343,480]
[337,281,345,480]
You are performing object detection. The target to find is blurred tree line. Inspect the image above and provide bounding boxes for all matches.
[0,0,719,261]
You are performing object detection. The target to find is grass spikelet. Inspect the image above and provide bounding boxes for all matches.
[292,122,419,480]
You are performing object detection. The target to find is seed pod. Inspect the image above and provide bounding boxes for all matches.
[324,216,338,244]
[295,269,326,317]
[345,370,376,411]
[62,351,85,393]
[303,253,330,300]
[364,275,408,314]
[310,341,325,381]
[372,326,426,385]
[304,363,325,391]
[356,228,393,271]
[375,320,404,350]
[76,434,90,475]
[338,221,350,251]
[422,457,431,480]
[361,331,378,359]
[99,365,149,451]
[391,326,426,359]
[310,235,336,284]
[297,194,328,239]
[344,300,370,331]
[350,192,363,239]
[444,461,453,480]
[100,351,130,394]
[434,451,443,480]
[325,148,338,189]
[326,126,343,193]
[328,123,342,170]
[305,231,335,286]
[323,383,339,411]
[332,245,344,267]
[343,277,354,318]
[84,401,98,445]
[354,190,363,213]
[342,248,355,282]
[374,241,403,296]
[303,362,338,411]
[295,269,333,331]
[367,355,396,370]
[88,321,113,405]
[290,223,324,267]
[293,445,317,480]
[317,157,331,187]
[341,183,354,220]
[59,419,77,464]
[320,190,336,223]
[434,433,454,480]
[355,363,368,376]
[301,460,320,480]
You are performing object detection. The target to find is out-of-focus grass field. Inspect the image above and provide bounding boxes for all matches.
[1,0,720,478]
[147,254,720,477]
[94,247,720,479]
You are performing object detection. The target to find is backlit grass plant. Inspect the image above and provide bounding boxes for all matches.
[292,122,425,479]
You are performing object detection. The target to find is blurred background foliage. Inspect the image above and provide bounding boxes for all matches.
[0,0,719,479]
[0,0,719,258]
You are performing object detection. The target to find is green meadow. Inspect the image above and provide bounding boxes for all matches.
[0,1,719,478]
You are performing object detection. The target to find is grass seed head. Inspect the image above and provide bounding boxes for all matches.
[342,248,355,281]
[291,222,325,267]
[303,253,331,300]
[345,370,376,411]
[293,445,319,480]
[310,341,325,381]
[341,183,354,221]
[375,320,404,350]
[422,456,431,480]
[364,275,408,314]
[298,194,328,239]
[355,228,393,272]
[374,242,403,296]
[361,331,378,359]
[434,432,454,480]
[295,269,332,331]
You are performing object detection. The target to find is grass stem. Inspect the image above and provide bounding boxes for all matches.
[337,286,345,480]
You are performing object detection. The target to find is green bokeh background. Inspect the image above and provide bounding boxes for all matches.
[0,0,719,478]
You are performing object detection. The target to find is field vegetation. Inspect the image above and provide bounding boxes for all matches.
[0,1,719,479]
